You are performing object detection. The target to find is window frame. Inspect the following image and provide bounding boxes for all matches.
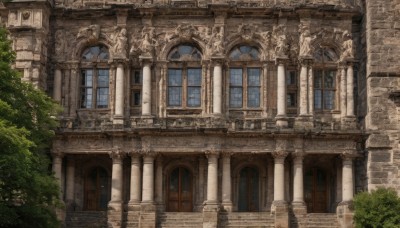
[286,69,298,115]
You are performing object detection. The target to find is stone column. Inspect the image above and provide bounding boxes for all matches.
[69,63,79,118]
[308,66,314,115]
[108,148,125,228]
[142,61,152,116]
[342,155,354,202]
[340,64,347,118]
[272,147,289,228]
[346,63,354,117]
[65,156,75,211]
[292,152,307,215]
[155,156,163,209]
[299,62,308,116]
[213,62,222,115]
[52,150,64,199]
[221,153,232,211]
[128,152,141,208]
[53,67,62,103]
[205,151,219,205]
[197,157,206,209]
[141,153,155,205]
[266,158,274,209]
[276,59,288,127]
[114,63,125,124]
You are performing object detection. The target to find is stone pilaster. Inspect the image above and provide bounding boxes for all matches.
[113,61,126,125]
[212,58,224,116]
[292,150,307,216]
[140,150,157,228]
[203,149,220,228]
[295,58,314,129]
[275,58,288,128]
[155,155,164,212]
[271,143,289,228]
[337,151,356,228]
[65,156,75,211]
[141,57,153,117]
[108,147,125,228]
[341,61,357,129]
[221,152,232,212]
[127,151,141,227]
[53,67,62,103]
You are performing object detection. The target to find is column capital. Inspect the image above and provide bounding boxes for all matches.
[298,57,313,66]
[51,149,64,159]
[275,57,289,65]
[272,151,289,160]
[66,61,80,71]
[221,151,233,158]
[338,61,348,69]
[110,58,129,67]
[205,148,220,159]
[340,150,357,161]
[292,151,305,164]
[139,56,154,66]
[109,147,126,161]
[211,56,225,66]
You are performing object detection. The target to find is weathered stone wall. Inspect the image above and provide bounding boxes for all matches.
[365,0,400,192]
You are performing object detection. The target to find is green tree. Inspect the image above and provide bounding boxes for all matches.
[354,187,400,228]
[0,27,61,227]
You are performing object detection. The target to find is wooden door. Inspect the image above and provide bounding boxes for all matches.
[84,167,109,211]
[238,167,259,212]
[305,168,328,213]
[167,167,193,212]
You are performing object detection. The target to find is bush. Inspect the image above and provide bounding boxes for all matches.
[354,187,400,228]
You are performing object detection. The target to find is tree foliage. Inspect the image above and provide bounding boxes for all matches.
[0,27,61,227]
[354,187,400,228]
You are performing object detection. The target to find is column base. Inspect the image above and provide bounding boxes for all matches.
[139,202,156,228]
[140,202,156,212]
[341,116,357,130]
[291,201,307,215]
[221,202,233,212]
[108,201,123,228]
[203,203,219,228]
[275,116,288,128]
[113,116,124,125]
[271,201,289,228]
[294,116,314,130]
[337,201,354,228]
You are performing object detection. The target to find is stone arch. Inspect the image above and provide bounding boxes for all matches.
[310,38,341,63]
[72,38,113,61]
[232,158,268,212]
[160,38,206,61]
[225,37,268,61]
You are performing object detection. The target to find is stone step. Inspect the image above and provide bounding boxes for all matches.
[66,211,107,228]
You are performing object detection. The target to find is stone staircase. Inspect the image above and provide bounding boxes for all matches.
[218,212,275,228]
[65,211,107,228]
[157,212,203,228]
[305,213,339,228]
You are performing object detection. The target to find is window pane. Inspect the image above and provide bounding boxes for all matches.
[287,93,297,107]
[324,71,336,88]
[314,71,322,88]
[286,71,296,85]
[187,87,201,107]
[247,87,260,107]
[168,87,182,106]
[324,90,335,110]
[82,70,93,87]
[97,88,109,108]
[230,69,243,86]
[81,88,93,108]
[314,89,322,110]
[230,87,243,108]
[188,68,201,86]
[131,71,141,84]
[248,68,260,86]
[168,69,182,86]
[97,69,109,87]
[132,91,141,106]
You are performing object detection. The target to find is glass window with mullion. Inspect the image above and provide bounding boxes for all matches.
[247,68,261,108]
[130,70,142,107]
[229,68,243,108]
[314,69,336,111]
[168,69,183,107]
[187,68,201,107]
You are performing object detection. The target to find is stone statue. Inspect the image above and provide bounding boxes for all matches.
[55,30,65,56]
[340,30,354,61]
[208,25,224,56]
[299,24,316,57]
[273,25,289,58]
[113,28,127,58]
[138,27,158,57]
[77,24,100,43]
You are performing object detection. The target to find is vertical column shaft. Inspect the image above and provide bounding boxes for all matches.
[198,158,205,205]
[221,154,232,206]
[299,64,308,116]
[346,64,354,116]
[115,64,125,117]
[155,156,163,204]
[110,155,124,203]
[267,159,274,207]
[277,62,286,117]
[129,155,141,204]
[70,66,78,117]
[206,153,219,203]
[65,157,75,204]
[340,66,347,117]
[273,154,286,201]
[142,63,152,115]
[53,68,62,103]
[52,152,64,199]
[342,157,354,202]
[213,63,222,114]
[308,67,314,115]
[293,155,304,202]
[142,155,155,203]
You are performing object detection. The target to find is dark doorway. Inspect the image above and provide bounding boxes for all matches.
[167,167,193,212]
[84,166,110,211]
[238,167,259,212]
[305,167,329,213]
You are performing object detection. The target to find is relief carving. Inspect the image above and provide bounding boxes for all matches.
[55,30,66,56]
[273,25,289,58]
[77,24,101,44]
[112,28,127,58]
[340,30,354,61]
[130,26,158,58]
[109,146,126,160]
[207,25,225,56]
[299,24,316,57]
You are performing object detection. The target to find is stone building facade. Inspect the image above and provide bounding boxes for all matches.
[1,0,399,227]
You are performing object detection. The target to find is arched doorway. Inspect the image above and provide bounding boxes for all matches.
[167,167,193,212]
[84,166,110,211]
[238,167,259,212]
[305,167,329,213]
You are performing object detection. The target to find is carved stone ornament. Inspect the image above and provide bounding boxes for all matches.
[22,11,30,20]
[128,149,142,158]
[275,139,289,152]
[298,24,316,57]
[237,24,256,41]
[77,24,101,44]
[55,30,66,56]
[51,149,64,159]
[272,150,289,159]
[340,150,357,160]
[207,25,225,56]
[205,146,220,158]
[109,147,126,160]
[273,24,289,58]
[113,28,128,58]
[340,30,354,61]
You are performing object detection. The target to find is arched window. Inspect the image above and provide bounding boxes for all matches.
[167,45,202,108]
[228,45,261,108]
[80,45,110,109]
[313,47,338,111]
